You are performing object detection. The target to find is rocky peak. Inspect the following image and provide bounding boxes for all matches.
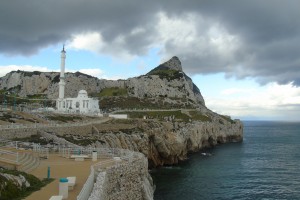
[161,56,182,71]
[0,55,205,108]
[146,56,183,76]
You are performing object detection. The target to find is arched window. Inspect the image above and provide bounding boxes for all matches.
[76,102,80,108]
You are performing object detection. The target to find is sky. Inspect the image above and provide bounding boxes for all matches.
[0,0,300,121]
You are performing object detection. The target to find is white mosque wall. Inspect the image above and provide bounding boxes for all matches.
[108,114,128,119]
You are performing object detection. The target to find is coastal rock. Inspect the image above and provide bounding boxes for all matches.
[86,113,243,168]
[0,56,243,169]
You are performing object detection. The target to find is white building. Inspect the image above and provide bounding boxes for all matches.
[56,46,100,114]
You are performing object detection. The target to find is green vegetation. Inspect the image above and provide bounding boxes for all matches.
[1,92,19,105]
[0,92,55,108]
[27,94,46,99]
[104,118,137,125]
[74,71,94,78]
[100,96,195,112]
[25,94,54,106]
[51,74,60,83]
[0,89,7,94]
[23,71,42,77]
[188,111,212,122]
[98,87,128,97]
[14,134,51,145]
[147,69,183,81]
[220,115,236,124]
[61,135,98,146]
[46,115,82,122]
[0,169,53,200]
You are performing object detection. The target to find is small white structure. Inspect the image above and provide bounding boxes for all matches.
[56,46,100,114]
[66,176,76,190]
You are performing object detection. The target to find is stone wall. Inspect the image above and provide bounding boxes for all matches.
[89,152,154,200]
[0,128,37,139]
[0,124,92,140]
[40,124,92,136]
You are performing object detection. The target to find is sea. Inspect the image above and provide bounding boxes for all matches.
[151,121,300,200]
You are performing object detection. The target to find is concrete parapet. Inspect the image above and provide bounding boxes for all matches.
[88,150,154,200]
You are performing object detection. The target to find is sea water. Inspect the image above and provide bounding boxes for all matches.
[151,121,300,200]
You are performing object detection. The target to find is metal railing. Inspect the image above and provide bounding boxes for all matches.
[0,139,49,160]
[0,119,103,130]
[0,148,19,164]
[0,138,142,200]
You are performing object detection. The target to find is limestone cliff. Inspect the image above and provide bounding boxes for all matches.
[0,57,205,109]
[61,110,243,168]
[0,56,244,168]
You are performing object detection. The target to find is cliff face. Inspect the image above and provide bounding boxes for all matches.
[0,57,205,107]
[63,111,243,168]
[0,56,244,168]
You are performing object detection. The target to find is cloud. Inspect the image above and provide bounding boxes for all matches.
[76,68,104,78]
[0,65,49,78]
[68,32,104,53]
[0,65,105,79]
[68,32,137,61]
[207,82,300,120]
[221,88,249,96]
[1,1,300,85]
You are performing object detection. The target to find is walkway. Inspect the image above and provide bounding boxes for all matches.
[24,153,113,200]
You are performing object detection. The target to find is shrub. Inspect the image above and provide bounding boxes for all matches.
[147,69,183,81]
[0,169,53,200]
[99,87,128,97]
[189,111,212,122]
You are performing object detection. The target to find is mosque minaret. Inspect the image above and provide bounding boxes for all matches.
[56,46,100,114]
[58,45,66,99]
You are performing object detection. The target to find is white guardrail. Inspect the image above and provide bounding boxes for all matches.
[0,139,140,200]
[77,166,95,200]
[0,148,19,164]
[0,139,50,162]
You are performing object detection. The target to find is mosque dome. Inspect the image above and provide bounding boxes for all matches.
[78,90,88,98]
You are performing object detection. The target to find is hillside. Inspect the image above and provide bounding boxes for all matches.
[0,57,205,112]
[0,56,243,168]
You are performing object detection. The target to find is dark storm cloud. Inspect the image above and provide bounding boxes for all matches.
[1,0,300,85]
[0,0,159,55]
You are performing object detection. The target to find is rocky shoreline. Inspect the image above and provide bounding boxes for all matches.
[89,118,243,168]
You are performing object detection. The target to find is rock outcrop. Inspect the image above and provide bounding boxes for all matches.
[148,56,183,72]
[89,151,154,200]
[0,170,43,199]
[0,56,244,169]
[63,111,243,168]
[0,57,205,107]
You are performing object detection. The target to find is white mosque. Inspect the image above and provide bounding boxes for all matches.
[56,46,100,114]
